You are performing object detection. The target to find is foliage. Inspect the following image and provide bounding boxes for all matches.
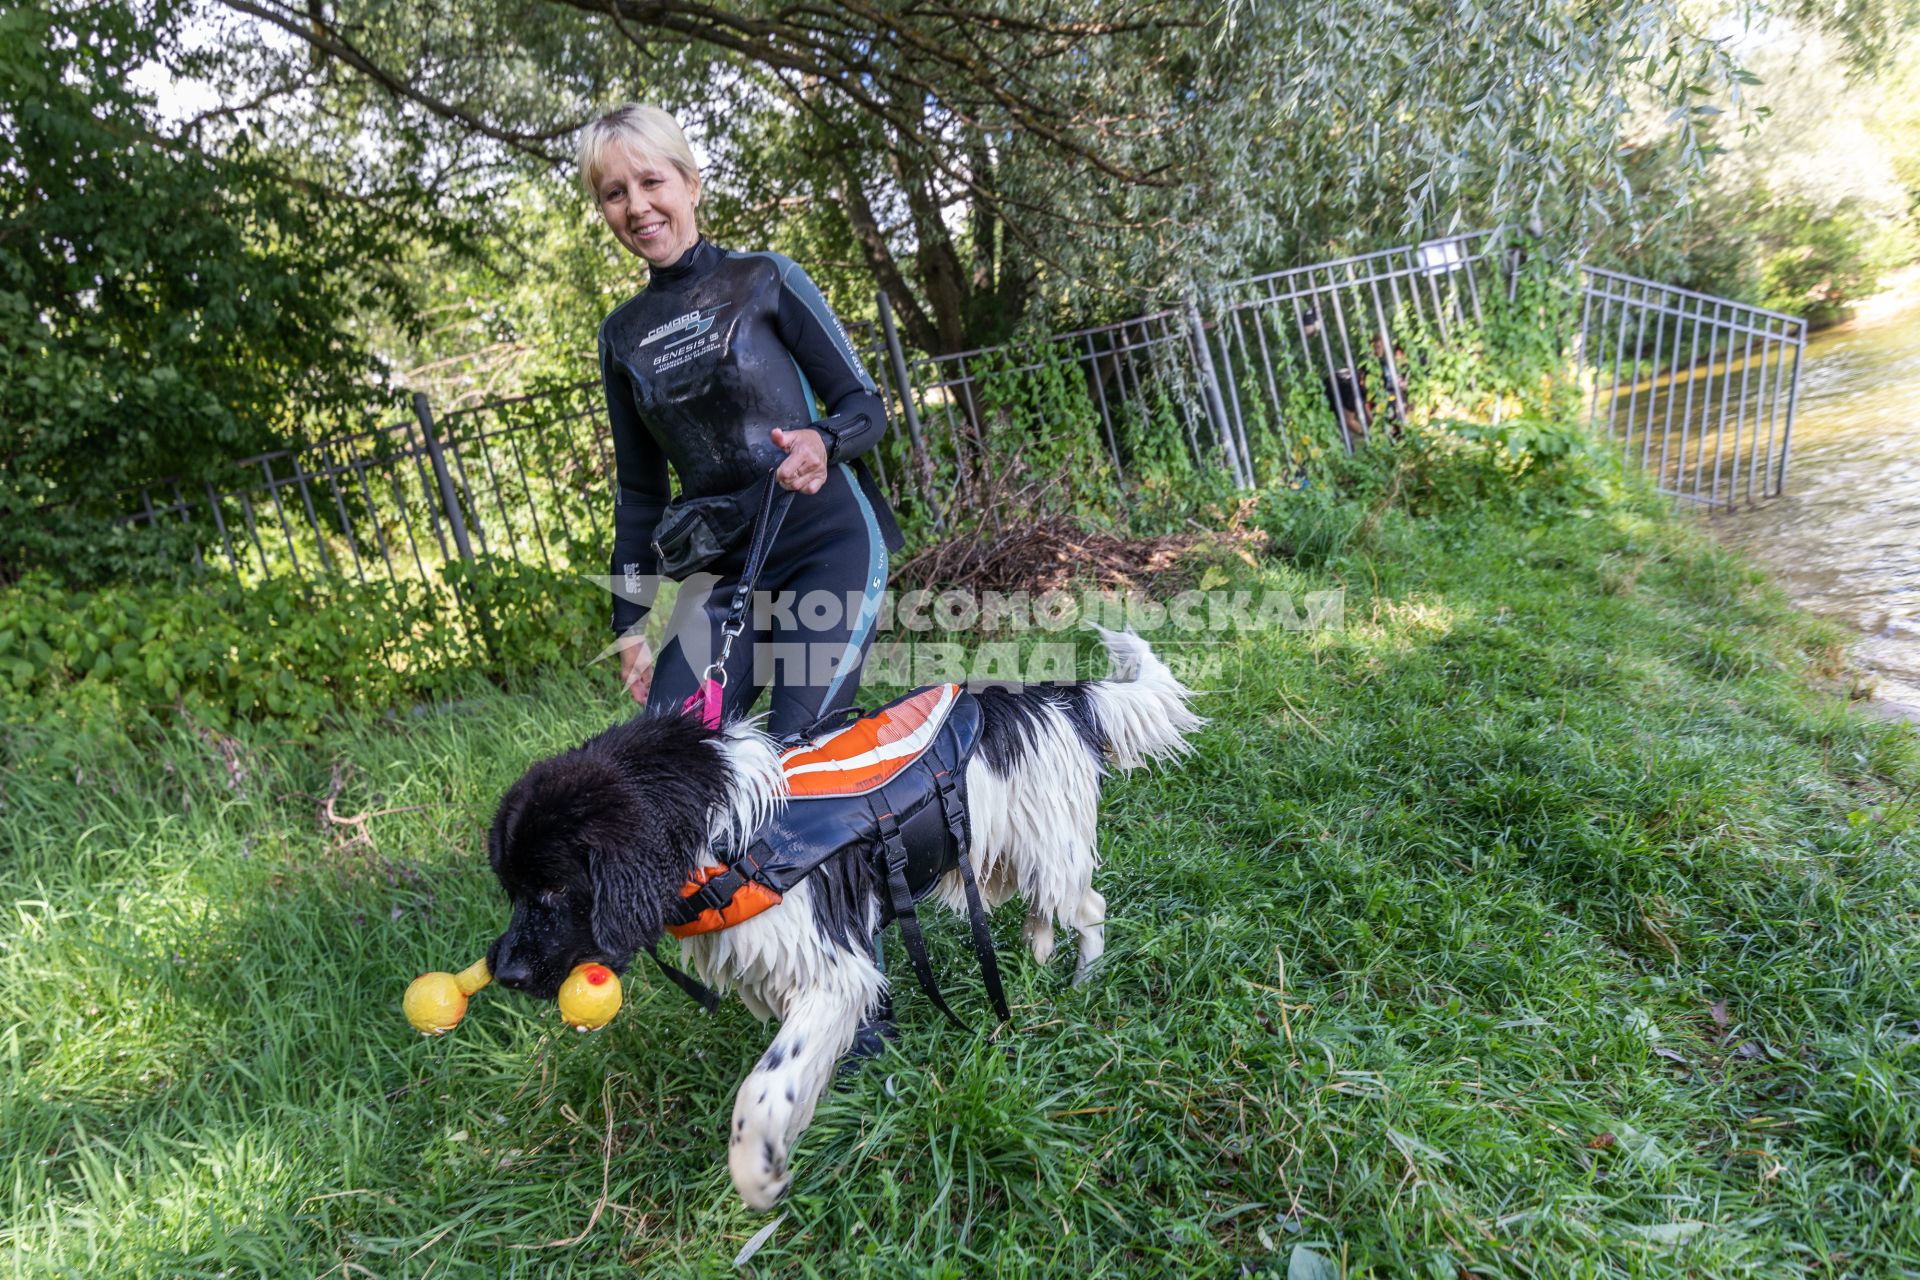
[964,340,1120,527]
[1116,381,1239,535]
[1615,22,1920,323]
[0,553,601,740]
[157,0,1759,366]
[1752,195,1910,324]
[0,0,431,586]
[178,0,1194,354]
[1195,0,1739,271]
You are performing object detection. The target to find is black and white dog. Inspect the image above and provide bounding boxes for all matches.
[483,628,1201,1210]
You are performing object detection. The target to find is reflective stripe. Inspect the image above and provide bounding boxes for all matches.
[781,683,958,795]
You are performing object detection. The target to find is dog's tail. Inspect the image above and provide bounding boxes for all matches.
[1081,626,1205,769]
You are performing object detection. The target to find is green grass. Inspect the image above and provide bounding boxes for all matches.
[4,458,1918,1278]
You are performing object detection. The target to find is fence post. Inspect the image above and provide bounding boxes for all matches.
[1777,327,1805,498]
[413,391,496,659]
[875,290,945,531]
[413,392,476,565]
[1185,297,1249,488]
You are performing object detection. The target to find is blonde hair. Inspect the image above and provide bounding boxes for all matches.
[577,104,700,199]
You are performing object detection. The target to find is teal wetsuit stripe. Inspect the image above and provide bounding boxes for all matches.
[821,462,888,713]
[758,252,877,393]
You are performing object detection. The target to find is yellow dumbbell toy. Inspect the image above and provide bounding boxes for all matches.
[403,958,493,1035]
[557,963,623,1032]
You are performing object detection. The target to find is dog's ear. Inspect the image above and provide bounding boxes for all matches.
[585,809,708,962]
[506,710,735,963]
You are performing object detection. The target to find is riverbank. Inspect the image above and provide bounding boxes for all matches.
[3,448,1917,1277]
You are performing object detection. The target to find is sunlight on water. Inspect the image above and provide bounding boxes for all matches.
[1706,269,1920,708]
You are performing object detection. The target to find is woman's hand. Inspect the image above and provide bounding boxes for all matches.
[617,633,653,705]
[770,427,829,494]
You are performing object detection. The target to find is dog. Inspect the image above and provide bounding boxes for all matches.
[483,628,1202,1210]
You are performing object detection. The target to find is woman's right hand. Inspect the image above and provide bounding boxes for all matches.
[617,634,653,705]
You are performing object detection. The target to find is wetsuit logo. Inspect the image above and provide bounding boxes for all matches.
[641,304,731,350]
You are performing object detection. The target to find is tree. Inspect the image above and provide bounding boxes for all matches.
[185,0,1756,355]
[0,0,428,584]
[197,0,1195,353]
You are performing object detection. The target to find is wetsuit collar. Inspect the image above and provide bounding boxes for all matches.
[648,235,722,287]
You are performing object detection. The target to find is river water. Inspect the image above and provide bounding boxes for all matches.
[1707,269,1920,711]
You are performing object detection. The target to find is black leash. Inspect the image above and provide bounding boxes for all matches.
[699,469,798,696]
[646,943,721,1013]
[648,468,796,1011]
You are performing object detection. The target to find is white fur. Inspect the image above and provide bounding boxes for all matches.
[686,631,1200,1211]
[1084,625,1206,769]
[706,718,788,848]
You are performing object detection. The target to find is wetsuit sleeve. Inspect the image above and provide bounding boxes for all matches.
[602,333,669,635]
[770,258,889,465]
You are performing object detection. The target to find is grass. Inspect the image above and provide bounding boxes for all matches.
[3,447,1918,1278]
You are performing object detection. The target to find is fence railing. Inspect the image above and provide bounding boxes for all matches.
[123,381,613,602]
[112,229,1803,648]
[1576,267,1806,506]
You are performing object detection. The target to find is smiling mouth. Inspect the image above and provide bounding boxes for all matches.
[631,221,667,241]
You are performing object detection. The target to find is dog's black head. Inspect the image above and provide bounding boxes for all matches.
[485,713,733,1000]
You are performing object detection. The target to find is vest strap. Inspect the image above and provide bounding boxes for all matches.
[646,943,721,1013]
[871,800,968,1031]
[664,861,784,939]
[937,766,1008,1025]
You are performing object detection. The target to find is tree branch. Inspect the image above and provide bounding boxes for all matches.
[211,0,580,163]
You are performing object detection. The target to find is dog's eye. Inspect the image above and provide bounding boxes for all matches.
[539,888,565,907]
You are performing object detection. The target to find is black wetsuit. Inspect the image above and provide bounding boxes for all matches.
[599,237,905,737]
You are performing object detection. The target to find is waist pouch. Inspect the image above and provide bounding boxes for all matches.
[650,476,766,579]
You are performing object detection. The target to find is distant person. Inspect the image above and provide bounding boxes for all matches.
[1302,304,1372,443]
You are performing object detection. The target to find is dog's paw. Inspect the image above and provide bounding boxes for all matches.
[731,1135,791,1211]
[1023,911,1057,966]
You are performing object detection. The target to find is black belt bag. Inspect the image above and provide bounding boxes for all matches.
[651,474,771,579]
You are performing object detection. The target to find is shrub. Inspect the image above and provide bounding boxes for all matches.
[0,553,602,742]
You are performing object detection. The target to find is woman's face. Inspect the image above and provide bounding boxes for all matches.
[595,145,700,270]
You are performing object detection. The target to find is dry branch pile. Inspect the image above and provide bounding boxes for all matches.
[892,511,1267,595]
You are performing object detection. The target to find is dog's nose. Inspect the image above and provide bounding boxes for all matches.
[492,954,534,990]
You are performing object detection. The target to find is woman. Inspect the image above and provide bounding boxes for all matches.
[580,105,905,739]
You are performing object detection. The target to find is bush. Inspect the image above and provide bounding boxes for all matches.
[0,553,603,742]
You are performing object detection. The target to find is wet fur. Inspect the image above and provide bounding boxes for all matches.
[484,628,1202,1210]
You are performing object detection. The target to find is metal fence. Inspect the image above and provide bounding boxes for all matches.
[124,382,612,599]
[868,227,1509,527]
[113,230,1803,638]
[1210,228,1509,482]
[1577,267,1806,506]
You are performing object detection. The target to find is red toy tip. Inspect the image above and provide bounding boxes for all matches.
[586,966,609,984]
